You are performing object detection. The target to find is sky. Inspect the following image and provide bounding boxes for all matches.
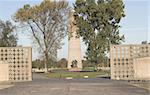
[0,0,150,60]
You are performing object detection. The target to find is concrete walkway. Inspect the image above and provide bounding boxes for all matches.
[0,85,13,90]
[0,81,14,90]
[0,73,149,95]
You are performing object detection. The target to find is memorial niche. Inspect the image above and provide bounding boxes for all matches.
[71,60,78,68]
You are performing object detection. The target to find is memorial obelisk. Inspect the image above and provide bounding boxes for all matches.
[68,11,82,71]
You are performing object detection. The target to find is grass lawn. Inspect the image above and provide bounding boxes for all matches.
[45,70,110,79]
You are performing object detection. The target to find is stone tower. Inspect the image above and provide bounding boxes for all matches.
[68,11,82,71]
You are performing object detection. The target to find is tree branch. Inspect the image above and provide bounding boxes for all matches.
[27,21,44,50]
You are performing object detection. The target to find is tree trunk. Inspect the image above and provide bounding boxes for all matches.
[44,51,49,73]
[44,59,48,73]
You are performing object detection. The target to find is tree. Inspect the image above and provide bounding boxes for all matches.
[74,0,125,70]
[14,0,70,72]
[32,58,56,69]
[32,59,44,69]
[0,20,17,47]
[57,58,68,68]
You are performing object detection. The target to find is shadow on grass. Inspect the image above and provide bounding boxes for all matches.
[100,76,111,79]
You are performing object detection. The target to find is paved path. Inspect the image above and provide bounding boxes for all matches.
[0,85,13,90]
[0,73,149,95]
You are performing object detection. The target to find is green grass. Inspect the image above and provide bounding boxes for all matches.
[45,71,109,79]
[82,67,95,71]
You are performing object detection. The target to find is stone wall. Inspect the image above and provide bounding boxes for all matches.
[0,62,9,81]
[0,47,32,82]
[110,44,150,80]
[134,57,150,79]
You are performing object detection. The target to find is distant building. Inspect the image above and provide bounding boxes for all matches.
[110,44,150,80]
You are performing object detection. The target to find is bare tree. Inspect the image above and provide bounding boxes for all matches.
[14,0,70,72]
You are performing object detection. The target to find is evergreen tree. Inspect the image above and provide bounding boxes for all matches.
[0,20,17,47]
[74,0,125,69]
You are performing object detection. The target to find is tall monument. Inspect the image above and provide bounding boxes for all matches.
[68,11,82,71]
